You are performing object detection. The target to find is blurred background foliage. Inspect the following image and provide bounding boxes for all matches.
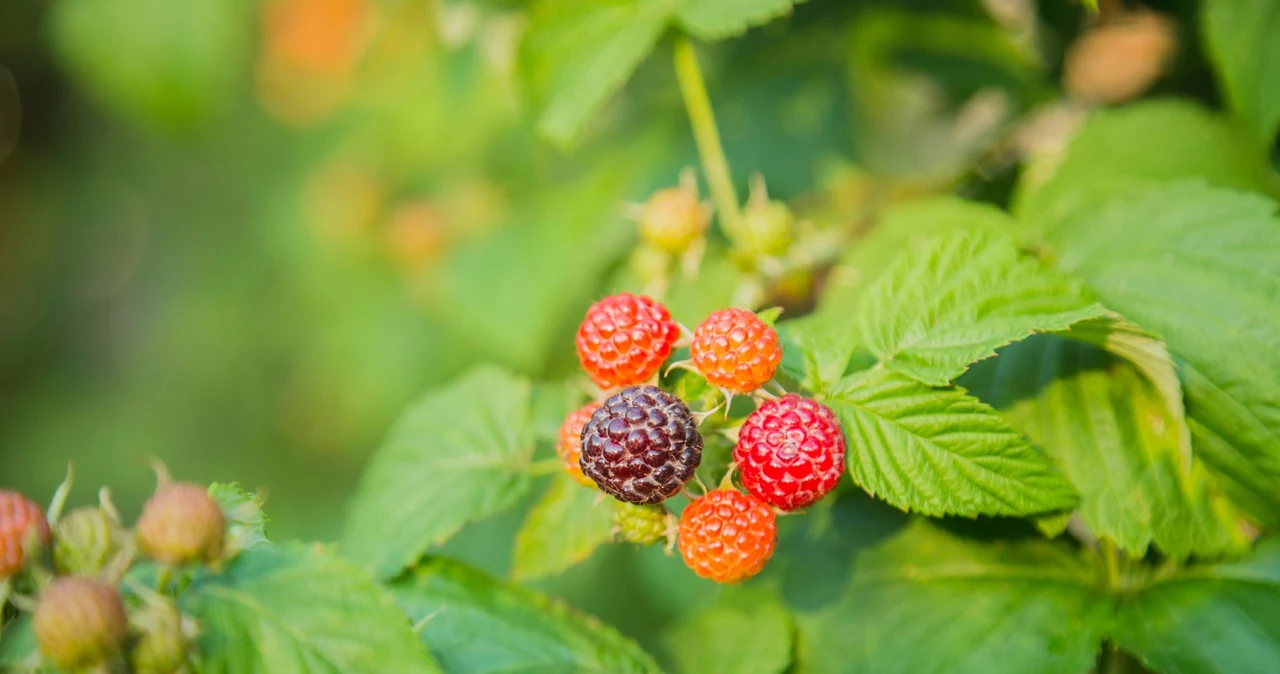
[0,0,1272,661]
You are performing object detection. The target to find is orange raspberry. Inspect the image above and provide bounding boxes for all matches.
[557,402,602,487]
[576,293,680,389]
[690,308,782,393]
[678,488,776,584]
[0,489,50,578]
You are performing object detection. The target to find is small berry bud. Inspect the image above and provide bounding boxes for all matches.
[741,198,794,258]
[53,507,120,577]
[636,185,709,255]
[34,577,128,670]
[613,502,669,545]
[137,483,226,565]
[0,489,50,579]
[131,601,190,674]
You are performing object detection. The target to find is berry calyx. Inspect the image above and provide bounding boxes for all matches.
[34,577,128,670]
[53,507,120,577]
[613,502,670,545]
[131,601,190,674]
[580,385,702,504]
[0,489,50,578]
[678,488,776,584]
[734,394,845,511]
[635,183,709,254]
[557,402,602,487]
[690,308,782,393]
[136,482,226,566]
[576,294,680,389]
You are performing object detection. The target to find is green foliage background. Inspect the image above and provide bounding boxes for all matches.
[2,0,1280,671]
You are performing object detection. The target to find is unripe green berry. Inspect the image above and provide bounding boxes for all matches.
[131,602,189,674]
[137,482,226,565]
[34,577,128,670]
[53,507,119,577]
[613,502,669,545]
[741,198,794,258]
[637,187,708,254]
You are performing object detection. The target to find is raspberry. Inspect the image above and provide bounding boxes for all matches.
[54,507,119,577]
[576,293,680,389]
[131,601,189,674]
[136,483,226,565]
[613,502,670,545]
[557,402,602,487]
[34,577,128,670]
[690,308,782,393]
[580,385,702,504]
[0,489,50,578]
[678,488,776,584]
[637,185,709,254]
[734,394,845,511]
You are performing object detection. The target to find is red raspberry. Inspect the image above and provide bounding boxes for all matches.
[580,385,702,504]
[34,577,128,670]
[0,489,50,578]
[734,394,845,511]
[678,488,776,584]
[557,402,602,487]
[690,308,782,393]
[136,483,226,565]
[576,293,679,389]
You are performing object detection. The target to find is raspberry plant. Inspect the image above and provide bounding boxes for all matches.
[6,0,1280,672]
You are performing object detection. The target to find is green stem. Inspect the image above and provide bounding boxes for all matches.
[156,566,174,594]
[672,35,745,244]
[1100,538,1120,592]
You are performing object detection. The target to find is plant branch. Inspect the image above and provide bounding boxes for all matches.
[1100,538,1121,592]
[673,35,745,245]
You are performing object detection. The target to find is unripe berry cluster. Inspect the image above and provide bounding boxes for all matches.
[1,475,228,672]
[561,292,848,583]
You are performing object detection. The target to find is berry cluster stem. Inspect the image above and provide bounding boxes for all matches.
[673,35,746,245]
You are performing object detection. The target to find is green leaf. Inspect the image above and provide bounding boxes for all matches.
[1066,316,1190,456]
[675,0,803,40]
[662,586,794,674]
[523,0,804,146]
[1113,539,1280,673]
[392,556,661,673]
[1045,182,1280,527]
[782,197,1023,394]
[839,196,1023,298]
[794,521,1109,674]
[523,0,669,146]
[1005,360,1246,560]
[182,544,440,674]
[856,231,1108,386]
[512,476,615,581]
[343,366,536,578]
[0,614,35,669]
[827,368,1078,517]
[209,482,270,554]
[1013,101,1277,229]
[777,310,859,395]
[1203,0,1280,145]
[50,0,246,128]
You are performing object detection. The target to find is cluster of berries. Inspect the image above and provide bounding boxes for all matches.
[557,293,846,583]
[0,479,226,673]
